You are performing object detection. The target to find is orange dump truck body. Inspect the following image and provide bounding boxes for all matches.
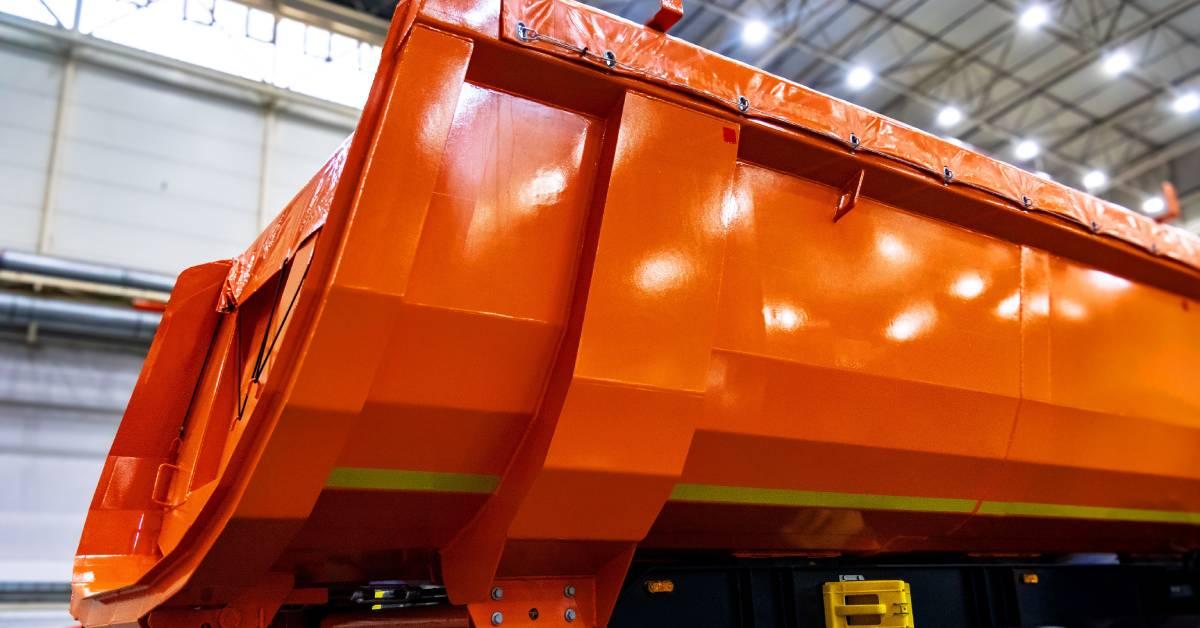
[73,0,1200,625]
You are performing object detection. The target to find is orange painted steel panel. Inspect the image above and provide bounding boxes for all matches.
[73,0,1200,625]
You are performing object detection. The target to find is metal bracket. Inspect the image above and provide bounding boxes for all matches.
[468,579,590,627]
[645,0,683,33]
[515,21,531,42]
[151,462,187,508]
[834,169,865,222]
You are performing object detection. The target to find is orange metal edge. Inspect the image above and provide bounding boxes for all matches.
[70,0,427,623]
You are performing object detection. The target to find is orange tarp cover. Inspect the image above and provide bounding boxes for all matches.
[221,0,1200,307]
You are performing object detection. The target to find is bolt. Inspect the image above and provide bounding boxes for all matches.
[564,584,576,598]
[737,96,750,113]
[603,51,617,68]
[490,586,504,601]
[491,611,504,625]
[528,608,540,620]
[565,608,577,623]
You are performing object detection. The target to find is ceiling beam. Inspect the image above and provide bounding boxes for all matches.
[957,0,1200,140]
[750,1,855,72]
[872,8,1011,114]
[1107,128,1200,188]
[813,0,1152,154]
[991,0,1169,95]
[243,0,388,42]
[790,0,933,87]
[1046,66,1200,159]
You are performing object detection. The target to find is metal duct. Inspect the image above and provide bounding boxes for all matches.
[0,250,176,293]
[0,292,161,343]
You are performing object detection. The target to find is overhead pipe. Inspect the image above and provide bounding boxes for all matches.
[0,291,160,343]
[0,250,176,293]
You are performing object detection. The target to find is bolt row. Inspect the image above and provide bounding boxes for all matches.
[488,584,577,625]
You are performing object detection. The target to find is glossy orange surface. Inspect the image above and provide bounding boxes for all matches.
[72,0,1200,625]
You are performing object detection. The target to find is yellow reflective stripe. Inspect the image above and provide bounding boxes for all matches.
[669,483,976,514]
[978,500,1200,525]
[322,472,1200,525]
[325,467,499,494]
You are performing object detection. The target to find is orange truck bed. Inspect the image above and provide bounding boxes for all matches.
[72,0,1200,625]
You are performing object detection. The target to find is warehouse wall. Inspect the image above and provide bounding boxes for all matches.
[0,340,142,582]
[0,32,356,584]
[0,38,354,275]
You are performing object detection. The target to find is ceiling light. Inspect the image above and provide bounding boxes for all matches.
[1082,170,1108,191]
[1101,50,1133,76]
[741,20,769,46]
[1173,92,1200,114]
[846,66,874,90]
[1019,5,1049,30]
[936,105,963,128]
[1142,196,1166,216]
[1035,171,1053,180]
[1014,139,1040,161]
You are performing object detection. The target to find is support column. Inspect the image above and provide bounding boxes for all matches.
[256,101,277,231]
[441,91,741,627]
[37,49,77,254]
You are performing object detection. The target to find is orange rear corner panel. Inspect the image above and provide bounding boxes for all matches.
[73,0,1200,625]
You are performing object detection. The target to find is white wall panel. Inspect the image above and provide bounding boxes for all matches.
[262,112,351,224]
[0,43,355,272]
[51,65,264,274]
[0,43,59,251]
[0,340,141,583]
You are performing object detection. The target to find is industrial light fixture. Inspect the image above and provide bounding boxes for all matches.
[741,20,769,46]
[846,65,874,90]
[1018,5,1049,30]
[1101,50,1133,76]
[1014,139,1040,161]
[1082,169,1108,191]
[1173,92,1200,115]
[1142,196,1166,216]
[936,105,963,128]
